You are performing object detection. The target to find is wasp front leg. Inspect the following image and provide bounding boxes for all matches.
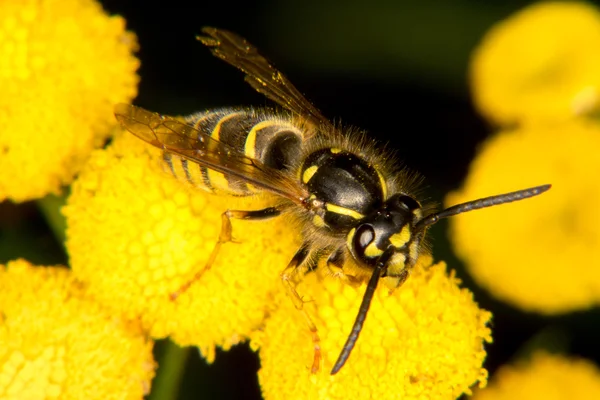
[325,248,362,286]
[170,206,282,300]
[281,244,322,373]
[325,248,345,279]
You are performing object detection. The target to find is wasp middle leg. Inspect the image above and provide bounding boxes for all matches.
[281,243,323,373]
[170,206,283,300]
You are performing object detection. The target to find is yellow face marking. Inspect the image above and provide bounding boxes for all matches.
[376,170,388,199]
[325,203,364,220]
[211,112,243,142]
[302,165,319,184]
[389,225,411,248]
[364,242,383,258]
[346,228,356,250]
[244,120,279,160]
[312,214,326,228]
[387,253,407,276]
[330,148,342,154]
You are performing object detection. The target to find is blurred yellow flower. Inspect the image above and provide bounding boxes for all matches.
[471,1,600,125]
[472,352,600,400]
[63,132,299,362]
[447,119,600,313]
[254,256,491,400]
[0,0,139,202]
[0,259,155,400]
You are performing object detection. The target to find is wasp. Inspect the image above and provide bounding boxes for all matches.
[115,27,551,375]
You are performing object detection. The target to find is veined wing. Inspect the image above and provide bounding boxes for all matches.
[114,103,309,205]
[198,27,333,135]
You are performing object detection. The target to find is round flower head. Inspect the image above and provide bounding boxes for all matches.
[0,0,139,202]
[471,1,600,125]
[447,119,600,313]
[64,132,300,361]
[472,352,600,400]
[0,259,155,399]
[254,256,491,399]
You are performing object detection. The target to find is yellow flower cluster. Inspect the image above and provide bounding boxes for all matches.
[472,352,600,400]
[255,257,491,399]
[449,2,600,313]
[0,259,155,400]
[0,0,139,202]
[64,133,300,361]
[471,1,600,125]
[447,119,600,313]
[1,1,496,397]
[64,130,492,398]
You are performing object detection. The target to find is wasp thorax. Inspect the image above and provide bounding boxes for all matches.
[348,194,422,266]
[301,148,384,231]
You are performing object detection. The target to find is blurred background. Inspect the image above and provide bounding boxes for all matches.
[2,0,599,398]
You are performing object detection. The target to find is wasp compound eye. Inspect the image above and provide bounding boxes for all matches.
[394,194,420,211]
[352,224,376,261]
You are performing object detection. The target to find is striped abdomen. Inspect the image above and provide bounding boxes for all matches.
[163,108,305,196]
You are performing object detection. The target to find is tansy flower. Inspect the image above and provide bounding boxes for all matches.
[0,259,155,400]
[63,132,300,362]
[472,352,600,400]
[253,256,491,399]
[446,119,600,313]
[470,1,600,126]
[0,0,139,202]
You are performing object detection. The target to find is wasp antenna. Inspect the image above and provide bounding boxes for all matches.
[331,247,395,375]
[415,184,551,232]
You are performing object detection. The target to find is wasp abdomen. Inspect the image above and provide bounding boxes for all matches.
[163,108,304,196]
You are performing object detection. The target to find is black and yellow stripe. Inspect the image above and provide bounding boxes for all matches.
[162,108,305,196]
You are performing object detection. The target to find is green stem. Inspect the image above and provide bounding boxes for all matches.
[149,340,190,400]
[37,193,68,246]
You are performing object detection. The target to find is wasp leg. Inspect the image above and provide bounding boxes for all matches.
[281,244,322,373]
[325,248,363,287]
[170,206,282,300]
[325,247,345,277]
[325,248,353,283]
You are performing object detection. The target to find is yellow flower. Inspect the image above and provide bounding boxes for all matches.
[472,352,600,400]
[0,0,139,202]
[446,119,600,313]
[471,1,600,125]
[63,132,299,362]
[254,256,491,400]
[0,259,155,400]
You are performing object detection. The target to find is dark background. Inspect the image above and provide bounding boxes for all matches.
[2,0,599,399]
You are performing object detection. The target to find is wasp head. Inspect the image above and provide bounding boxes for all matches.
[348,194,425,277]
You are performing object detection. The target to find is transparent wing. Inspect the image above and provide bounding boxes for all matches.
[198,27,334,135]
[115,103,309,205]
